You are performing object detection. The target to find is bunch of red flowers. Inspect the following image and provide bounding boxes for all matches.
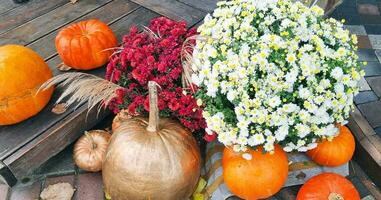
[106,17,207,133]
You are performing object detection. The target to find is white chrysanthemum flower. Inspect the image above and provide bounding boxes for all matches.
[192,0,363,152]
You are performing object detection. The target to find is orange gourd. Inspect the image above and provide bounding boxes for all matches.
[222,145,289,200]
[55,19,117,70]
[0,45,54,125]
[297,172,360,200]
[307,125,355,167]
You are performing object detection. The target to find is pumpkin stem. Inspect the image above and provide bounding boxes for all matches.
[147,81,159,132]
[84,131,97,149]
[328,192,344,200]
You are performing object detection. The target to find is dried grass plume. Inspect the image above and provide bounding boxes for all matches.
[39,72,122,114]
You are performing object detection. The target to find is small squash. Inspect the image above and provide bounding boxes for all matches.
[297,172,360,200]
[0,45,54,125]
[55,19,117,70]
[73,130,111,172]
[103,81,201,200]
[307,125,355,167]
[222,145,289,200]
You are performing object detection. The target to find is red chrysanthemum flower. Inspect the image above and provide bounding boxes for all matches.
[106,17,206,134]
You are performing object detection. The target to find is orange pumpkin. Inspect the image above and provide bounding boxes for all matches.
[297,172,360,200]
[222,145,289,200]
[55,19,117,70]
[307,125,355,167]
[0,45,54,125]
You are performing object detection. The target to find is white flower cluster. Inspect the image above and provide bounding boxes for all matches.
[192,0,364,152]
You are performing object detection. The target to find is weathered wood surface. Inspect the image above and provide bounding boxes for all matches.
[0,0,68,34]
[0,1,20,15]
[0,0,207,187]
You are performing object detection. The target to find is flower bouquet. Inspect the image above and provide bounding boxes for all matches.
[191,0,364,153]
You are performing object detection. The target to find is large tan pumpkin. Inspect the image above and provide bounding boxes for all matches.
[103,81,201,200]
[0,45,54,125]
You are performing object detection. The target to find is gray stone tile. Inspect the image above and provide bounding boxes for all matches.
[368,35,381,49]
[363,61,381,77]
[74,173,104,200]
[357,49,379,61]
[0,184,9,200]
[344,25,367,35]
[43,175,75,191]
[366,76,381,96]
[354,91,378,104]
[358,101,381,128]
[359,76,372,91]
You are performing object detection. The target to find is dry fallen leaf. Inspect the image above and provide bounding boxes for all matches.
[57,63,72,71]
[40,182,75,200]
[296,171,307,180]
[52,103,68,114]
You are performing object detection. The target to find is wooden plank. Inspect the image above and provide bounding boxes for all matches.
[177,0,218,12]
[0,0,113,46]
[0,0,68,34]
[348,113,366,141]
[351,106,377,137]
[28,0,140,61]
[0,1,20,15]
[354,137,381,188]
[369,135,381,155]
[350,161,381,200]
[130,0,206,25]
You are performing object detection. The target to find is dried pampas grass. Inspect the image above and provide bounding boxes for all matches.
[180,35,205,92]
[39,72,122,115]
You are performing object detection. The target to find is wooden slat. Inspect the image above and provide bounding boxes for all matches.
[354,137,381,188]
[28,0,140,63]
[352,106,377,137]
[177,0,218,12]
[0,0,113,46]
[0,0,20,15]
[131,0,206,25]
[0,0,68,34]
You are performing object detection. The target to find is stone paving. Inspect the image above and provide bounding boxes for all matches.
[2,0,381,199]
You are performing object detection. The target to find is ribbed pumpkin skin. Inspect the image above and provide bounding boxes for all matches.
[222,145,289,200]
[55,19,117,70]
[103,117,201,200]
[0,45,54,125]
[307,125,355,167]
[296,173,360,200]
